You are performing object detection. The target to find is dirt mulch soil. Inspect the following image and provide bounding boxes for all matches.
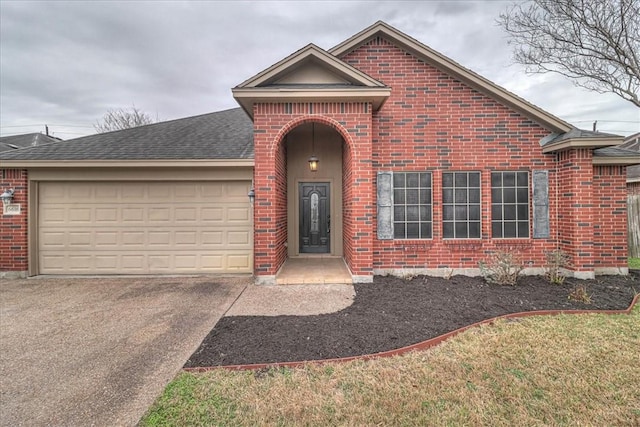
[184,274,639,368]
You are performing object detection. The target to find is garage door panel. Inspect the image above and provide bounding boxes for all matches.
[40,204,253,226]
[148,208,170,222]
[96,208,118,222]
[121,185,146,200]
[41,251,252,273]
[94,185,118,199]
[40,228,252,251]
[38,181,252,274]
[68,232,91,246]
[40,231,65,248]
[68,184,92,199]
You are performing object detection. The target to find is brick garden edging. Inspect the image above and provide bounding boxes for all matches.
[183,293,639,373]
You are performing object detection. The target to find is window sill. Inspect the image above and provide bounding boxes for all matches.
[493,239,533,249]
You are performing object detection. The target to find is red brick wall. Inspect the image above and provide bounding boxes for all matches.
[0,169,28,273]
[593,165,628,269]
[252,102,373,277]
[556,149,594,272]
[340,36,570,272]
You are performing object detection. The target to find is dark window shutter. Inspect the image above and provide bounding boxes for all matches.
[532,170,549,238]
[377,171,393,240]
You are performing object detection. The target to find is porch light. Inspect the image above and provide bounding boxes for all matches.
[247,188,255,204]
[308,155,319,172]
[0,189,14,206]
[308,122,319,172]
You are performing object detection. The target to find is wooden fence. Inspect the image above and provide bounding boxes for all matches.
[629,194,640,258]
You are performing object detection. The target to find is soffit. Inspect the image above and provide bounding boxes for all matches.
[541,136,624,153]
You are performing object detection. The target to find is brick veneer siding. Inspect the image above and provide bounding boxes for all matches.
[252,102,373,278]
[0,169,28,275]
[593,165,628,271]
[340,36,570,273]
[556,149,595,274]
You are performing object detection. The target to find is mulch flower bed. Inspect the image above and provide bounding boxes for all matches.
[184,273,639,368]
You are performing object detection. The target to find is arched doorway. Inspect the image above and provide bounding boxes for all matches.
[285,122,344,257]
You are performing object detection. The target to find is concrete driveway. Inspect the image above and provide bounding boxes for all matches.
[0,276,249,427]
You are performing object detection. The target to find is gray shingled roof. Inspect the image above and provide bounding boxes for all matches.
[621,132,639,152]
[593,146,639,157]
[0,108,253,161]
[592,131,639,158]
[620,132,640,180]
[539,128,621,146]
[0,133,62,153]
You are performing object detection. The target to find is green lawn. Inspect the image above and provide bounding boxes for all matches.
[141,305,640,426]
[630,258,640,269]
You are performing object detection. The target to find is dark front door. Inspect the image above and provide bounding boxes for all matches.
[299,182,330,253]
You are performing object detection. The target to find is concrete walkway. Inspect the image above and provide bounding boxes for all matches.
[227,283,355,316]
[276,257,352,284]
[0,276,249,427]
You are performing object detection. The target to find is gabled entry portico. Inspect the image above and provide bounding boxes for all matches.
[233,44,390,284]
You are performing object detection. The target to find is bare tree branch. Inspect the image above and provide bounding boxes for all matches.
[94,106,156,133]
[498,0,640,107]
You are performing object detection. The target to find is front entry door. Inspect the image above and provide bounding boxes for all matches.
[299,182,330,253]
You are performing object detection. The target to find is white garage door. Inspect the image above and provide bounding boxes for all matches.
[38,181,252,274]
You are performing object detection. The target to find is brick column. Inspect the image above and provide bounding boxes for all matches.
[1,169,28,277]
[557,149,595,278]
[593,165,628,274]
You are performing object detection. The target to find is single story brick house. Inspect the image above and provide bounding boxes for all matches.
[2,21,639,281]
[622,132,640,194]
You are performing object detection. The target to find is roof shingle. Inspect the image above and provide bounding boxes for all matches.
[0,108,253,161]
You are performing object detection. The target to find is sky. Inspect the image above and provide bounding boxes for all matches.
[1,0,638,140]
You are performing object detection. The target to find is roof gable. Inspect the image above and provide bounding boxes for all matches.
[330,21,573,134]
[273,59,351,85]
[233,44,391,118]
[236,44,385,89]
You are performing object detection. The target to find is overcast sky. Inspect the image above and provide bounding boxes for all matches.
[1,0,638,140]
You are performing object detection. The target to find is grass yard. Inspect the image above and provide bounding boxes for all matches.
[141,305,640,427]
[630,258,640,269]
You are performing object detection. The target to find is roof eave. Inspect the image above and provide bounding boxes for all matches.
[232,87,392,119]
[0,159,255,168]
[592,156,640,166]
[541,137,624,154]
[330,21,573,134]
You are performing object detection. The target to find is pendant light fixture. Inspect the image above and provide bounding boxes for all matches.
[308,122,319,172]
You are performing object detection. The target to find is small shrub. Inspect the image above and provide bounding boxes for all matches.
[544,249,572,285]
[479,251,523,286]
[568,285,592,304]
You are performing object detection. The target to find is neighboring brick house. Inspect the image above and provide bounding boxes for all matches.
[620,133,640,258]
[622,133,640,195]
[1,21,638,281]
